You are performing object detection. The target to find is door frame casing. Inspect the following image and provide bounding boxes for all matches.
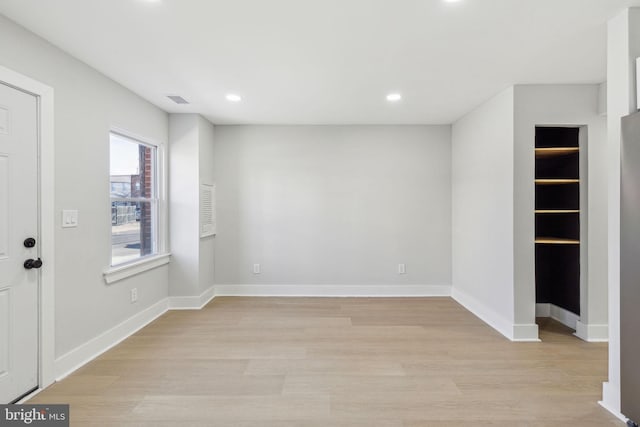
[0,66,55,392]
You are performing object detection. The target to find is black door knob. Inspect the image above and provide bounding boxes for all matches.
[24,258,43,270]
[24,238,36,248]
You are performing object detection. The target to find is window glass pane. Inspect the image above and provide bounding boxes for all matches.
[111,201,155,265]
[110,136,155,197]
[110,132,157,266]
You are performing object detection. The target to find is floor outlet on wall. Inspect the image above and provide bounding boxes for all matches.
[130,288,138,303]
[398,264,406,274]
[253,264,260,274]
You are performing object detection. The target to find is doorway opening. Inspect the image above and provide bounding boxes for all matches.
[534,126,585,338]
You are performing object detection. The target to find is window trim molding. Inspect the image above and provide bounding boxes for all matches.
[108,127,168,274]
[103,252,171,284]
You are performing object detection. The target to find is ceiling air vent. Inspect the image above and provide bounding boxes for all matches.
[167,95,189,105]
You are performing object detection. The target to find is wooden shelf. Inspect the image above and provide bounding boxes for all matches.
[535,179,579,185]
[535,147,579,158]
[535,237,580,245]
[535,210,580,214]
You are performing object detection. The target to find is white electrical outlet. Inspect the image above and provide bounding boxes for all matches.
[398,264,406,274]
[253,264,261,274]
[131,288,138,303]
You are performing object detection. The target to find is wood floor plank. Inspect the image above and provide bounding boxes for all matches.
[27,297,623,426]
[100,373,286,397]
[245,359,406,376]
[281,375,461,397]
[132,395,331,421]
[74,358,249,377]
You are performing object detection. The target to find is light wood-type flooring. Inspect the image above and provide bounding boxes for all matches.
[29,297,623,426]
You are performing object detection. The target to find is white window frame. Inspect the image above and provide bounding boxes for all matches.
[104,128,169,284]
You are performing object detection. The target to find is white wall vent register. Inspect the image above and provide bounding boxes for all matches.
[200,183,216,238]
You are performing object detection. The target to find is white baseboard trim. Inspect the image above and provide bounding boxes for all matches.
[54,298,169,380]
[575,321,609,342]
[169,286,216,310]
[550,304,579,330]
[512,323,540,342]
[536,303,579,330]
[214,284,452,297]
[451,288,539,342]
[600,382,626,422]
[535,303,551,317]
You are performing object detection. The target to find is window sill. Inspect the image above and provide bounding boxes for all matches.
[103,253,171,284]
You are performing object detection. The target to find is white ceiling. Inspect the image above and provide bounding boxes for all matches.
[1,0,638,124]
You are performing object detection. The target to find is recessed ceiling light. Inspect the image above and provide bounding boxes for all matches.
[226,94,242,102]
[386,93,402,102]
[444,0,462,3]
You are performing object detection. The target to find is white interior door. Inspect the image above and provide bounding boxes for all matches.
[0,82,39,403]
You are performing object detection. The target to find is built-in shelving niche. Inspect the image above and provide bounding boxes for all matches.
[535,127,581,321]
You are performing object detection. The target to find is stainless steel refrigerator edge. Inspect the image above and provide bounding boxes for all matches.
[621,111,640,424]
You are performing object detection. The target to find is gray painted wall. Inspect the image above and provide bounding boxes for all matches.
[169,114,200,297]
[0,15,169,357]
[169,114,216,297]
[513,85,608,329]
[213,125,452,287]
[198,116,216,295]
[452,84,608,341]
[452,88,516,330]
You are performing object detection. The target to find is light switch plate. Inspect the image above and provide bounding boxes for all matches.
[62,210,78,228]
